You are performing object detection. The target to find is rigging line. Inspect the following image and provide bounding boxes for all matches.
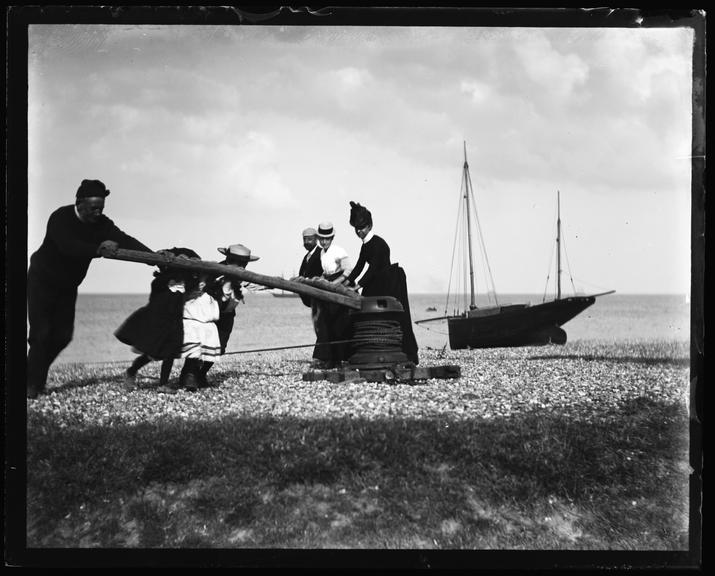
[467,188,489,298]
[463,177,472,310]
[476,229,494,305]
[465,209,471,302]
[456,215,466,313]
[542,273,551,303]
[451,230,463,318]
[460,176,472,313]
[445,175,465,316]
[475,215,491,302]
[542,235,555,302]
[570,276,612,293]
[465,169,499,306]
[543,226,557,302]
[415,322,450,337]
[560,221,578,295]
[542,214,557,302]
[462,209,470,311]
[452,198,464,315]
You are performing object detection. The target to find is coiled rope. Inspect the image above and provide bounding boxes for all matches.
[350,318,403,355]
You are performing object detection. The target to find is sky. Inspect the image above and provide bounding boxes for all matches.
[27,22,695,295]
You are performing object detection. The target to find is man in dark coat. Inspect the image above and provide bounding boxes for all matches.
[298,227,323,307]
[26,179,154,398]
[297,227,326,365]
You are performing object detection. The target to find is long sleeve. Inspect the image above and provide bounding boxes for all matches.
[347,245,368,285]
[104,219,153,253]
[28,204,153,287]
[337,252,353,278]
[347,235,390,289]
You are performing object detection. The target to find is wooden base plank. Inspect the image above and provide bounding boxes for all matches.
[302,364,461,383]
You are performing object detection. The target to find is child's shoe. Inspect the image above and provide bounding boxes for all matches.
[181,372,199,392]
[123,370,137,391]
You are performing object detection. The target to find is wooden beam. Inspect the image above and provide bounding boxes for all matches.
[102,248,363,310]
[302,364,461,383]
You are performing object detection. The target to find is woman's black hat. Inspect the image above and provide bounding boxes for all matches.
[349,201,372,228]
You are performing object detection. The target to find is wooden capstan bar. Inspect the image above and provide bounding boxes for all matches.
[101,248,363,309]
[103,249,460,384]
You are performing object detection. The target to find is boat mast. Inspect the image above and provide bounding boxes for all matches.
[556,190,561,300]
[464,141,476,309]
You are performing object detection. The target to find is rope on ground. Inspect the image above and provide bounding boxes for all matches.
[56,338,360,367]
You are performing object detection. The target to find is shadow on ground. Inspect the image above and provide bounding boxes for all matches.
[26,398,690,549]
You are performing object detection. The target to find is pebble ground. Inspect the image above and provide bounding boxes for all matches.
[28,340,691,428]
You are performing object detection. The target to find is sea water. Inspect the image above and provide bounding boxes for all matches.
[46,292,690,366]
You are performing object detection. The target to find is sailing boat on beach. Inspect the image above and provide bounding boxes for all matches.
[416,143,614,349]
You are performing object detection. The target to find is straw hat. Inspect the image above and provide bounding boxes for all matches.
[317,222,335,238]
[217,244,259,262]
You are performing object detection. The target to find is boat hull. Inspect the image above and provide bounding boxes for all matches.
[447,296,596,349]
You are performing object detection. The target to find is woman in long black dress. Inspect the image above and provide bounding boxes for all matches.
[344,201,419,364]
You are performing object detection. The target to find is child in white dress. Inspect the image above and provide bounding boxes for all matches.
[178,272,221,390]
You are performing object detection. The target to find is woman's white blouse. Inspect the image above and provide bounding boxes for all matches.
[320,243,352,277]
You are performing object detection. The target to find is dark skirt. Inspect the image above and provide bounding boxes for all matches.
[312,300,352,364]
[362,263,419,364]
[115,291,184,359]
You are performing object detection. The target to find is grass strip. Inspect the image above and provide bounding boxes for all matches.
[27,397,689,549]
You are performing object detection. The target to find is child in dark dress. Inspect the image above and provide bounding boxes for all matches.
[115,247,200,392]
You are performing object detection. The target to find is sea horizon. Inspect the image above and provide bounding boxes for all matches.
[34,292,691,366]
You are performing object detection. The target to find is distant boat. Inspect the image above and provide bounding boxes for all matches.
[426,306,437,311]
[270,271,301,297]
[416,142,614,349]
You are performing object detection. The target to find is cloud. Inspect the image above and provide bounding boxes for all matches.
[25,25,694,296]
[335,66,370,89]
[220,131,294,208]
[512,30,589,100]
[460,79,491,103]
